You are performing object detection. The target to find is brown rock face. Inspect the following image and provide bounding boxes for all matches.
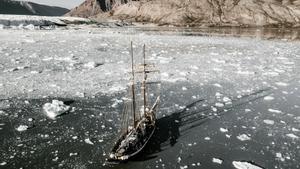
[67,0,300,27]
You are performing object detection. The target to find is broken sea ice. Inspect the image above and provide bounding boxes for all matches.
[43,100,70,119]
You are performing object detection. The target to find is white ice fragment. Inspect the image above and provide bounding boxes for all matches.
[84,138,94,145]
[180,165,188,169]
[83,62,98,69]
[177,157,181,163]
[24,39,36,43]
[75,92,85,98]
[245,109,251,112]
[292,128,300,132]
[223,97,231,103]
[211,106,217,112]
[52,157,58,162]
[275,82,289,87]
[220,128,228,133]
[16,125,28,132]
[43,100,70,119]
[276,152,282,158]
[161,72,169,77]
[204,137,211,140]
[264,96,274,101]
[215,92,223,97]
[268,109,282,114]
[212,158,223,164]
[276,152,285,161]
[237,71,255,75]
[191,65,199,70]
[263,119,275,125]
[69,152,78,156]
[263,71,279,76]
[213,83,222,88]
[0,162,7,166]
[286,133,299,139]
[237,134,251,141]
[232,161,263,169]
[215,102,224,107]
[182,87,187,91]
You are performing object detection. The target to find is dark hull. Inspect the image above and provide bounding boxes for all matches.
[108,120,156,162]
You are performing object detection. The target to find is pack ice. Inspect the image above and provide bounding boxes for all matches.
[43,100,70,119]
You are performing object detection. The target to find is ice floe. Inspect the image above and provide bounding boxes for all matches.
[83,61,101,69]
[268,109,282,114]
[286,133,299,139]
[232,161,263,169]
[263,119,275,125]
[275,82,289,87]
[213,83,222,88]
[276,152,285,161]
[84,138,94,145]
[222,96,232,103]
[204,137,211,140]
[212,158,223,164]
[263,96,274,101]
[16,125,28,132]
[180,165,188,169]
[215,102,224,107]
[237,134,251,141]
[0,162,7,166]
[220,128,228,133]
[43,100,70,119]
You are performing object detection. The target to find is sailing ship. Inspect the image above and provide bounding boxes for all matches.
[108,42,161,162]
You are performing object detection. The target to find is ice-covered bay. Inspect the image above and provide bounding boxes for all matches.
[0,26,299,169]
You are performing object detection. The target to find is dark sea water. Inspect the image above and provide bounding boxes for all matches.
[0,79,299,169]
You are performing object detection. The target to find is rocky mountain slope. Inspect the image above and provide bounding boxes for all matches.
[0,0,69,16]
[68,0,300,27]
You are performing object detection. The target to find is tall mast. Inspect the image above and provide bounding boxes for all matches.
[142,44,147,115]
[130,42,136,127]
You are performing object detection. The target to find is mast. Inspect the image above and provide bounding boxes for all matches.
[130,42,137,127]
[142,44,147,115]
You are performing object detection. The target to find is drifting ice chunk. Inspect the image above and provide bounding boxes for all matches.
[0,162,7,166]
[223,97,231,103]
[43,100,70,119]
[264,96,274,101]
[83,61,101,69]
[263,119,274,125]
[275,82,289,87]
[237,134,251,141]
[232,161,263,169]
[180,165,188,169]
[292,128,300,132]
[220,128,228,133]
[286,133,299,139]
[84,138,94,145]
[16,125,28,132]
[213,83,222,88]
[268,109,282,114]
[212,158,223,164]
[215,102,224,107]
